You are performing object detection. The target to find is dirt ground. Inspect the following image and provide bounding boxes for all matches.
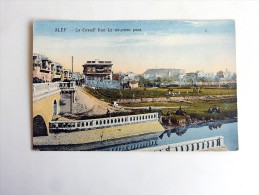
[58,87,128,120]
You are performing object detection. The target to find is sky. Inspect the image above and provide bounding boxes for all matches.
[33,20,236,74]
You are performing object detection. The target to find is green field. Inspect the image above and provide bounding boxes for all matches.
[84,87,237,121]
[84,87,237,102]
[122,97,237,120]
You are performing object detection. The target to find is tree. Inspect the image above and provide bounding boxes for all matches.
[216,71,224,78]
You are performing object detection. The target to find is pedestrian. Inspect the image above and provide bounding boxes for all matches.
[106,108,110,117]
[100,132,104,141]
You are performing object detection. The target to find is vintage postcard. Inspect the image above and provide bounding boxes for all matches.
[32,20,238,151]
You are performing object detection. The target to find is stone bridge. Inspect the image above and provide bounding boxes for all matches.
[33,82,75,136]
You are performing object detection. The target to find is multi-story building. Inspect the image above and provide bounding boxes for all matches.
[33,53,52,82]
[61,69,72,81]
[82,59,113,81]
[51,63,63,82]
[82,59,120,89]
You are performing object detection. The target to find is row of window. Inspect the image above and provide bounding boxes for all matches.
[86,67,111,72]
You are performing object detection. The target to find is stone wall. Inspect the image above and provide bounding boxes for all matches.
[33,92,61,135]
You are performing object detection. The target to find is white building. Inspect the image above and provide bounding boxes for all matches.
[223,69,234,80]
[196,70,215,78]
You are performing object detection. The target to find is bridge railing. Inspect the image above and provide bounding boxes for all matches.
[142,136,225,152]
[33,82,76,97]
[33,82,60,97]
[50,112,159,132]
[102,138,158,151]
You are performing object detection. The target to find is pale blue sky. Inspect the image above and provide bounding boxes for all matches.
[33,20,236,73]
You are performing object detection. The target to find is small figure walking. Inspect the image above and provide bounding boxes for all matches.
[106,108,110,117]
[100,132,104,141]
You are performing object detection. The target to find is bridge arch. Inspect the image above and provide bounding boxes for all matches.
[33,115,48,136]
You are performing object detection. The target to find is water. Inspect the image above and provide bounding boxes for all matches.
[157,120,238,151]
[99,120,238,151]
[35,120,238,151]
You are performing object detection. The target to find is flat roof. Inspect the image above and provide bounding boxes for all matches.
[83,63,113,66]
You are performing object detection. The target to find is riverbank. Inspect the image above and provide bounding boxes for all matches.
[161,116,238,132]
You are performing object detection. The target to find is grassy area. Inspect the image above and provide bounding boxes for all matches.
[122,97,237,120]
[160,98,237,120]
[121,101,190,108]
[84,87,237,102]
[84,86,237,121]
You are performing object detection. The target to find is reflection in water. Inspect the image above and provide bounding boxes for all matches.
[159,121,224,139]
[34,120,237,151]
[108,120,237,151]
[100,137,158,151]
[175,126,188,136]
[208,123,222,130]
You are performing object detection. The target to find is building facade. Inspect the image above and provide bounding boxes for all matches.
[82,59,120,89]
[143,68,185,80]
[51,63,63,82]
[33,53,52,82]
[83,59,113,81]
[61,69,72,81]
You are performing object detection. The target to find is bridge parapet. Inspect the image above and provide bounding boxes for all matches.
[140,136,225,151]
[59,82,76,90]
[102,138,158,151]
[33,82,76,101]
[33,83,60,97]
[50,112,159,132]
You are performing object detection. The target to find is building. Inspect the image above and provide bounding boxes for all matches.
[196,70,215,79]
[82,59,120,89]
[61,69,72,81]
[143,68,185,79]
[51,63,63,82]
[129,81,139,89]
[120,72,139,84]
[83,59,113,81]
[33,53,52,82]
[223,69,235,81]
[72,72,85,81]
[112,73,120,81]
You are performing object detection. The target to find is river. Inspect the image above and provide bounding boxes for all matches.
[96,119,238,151]
[35,119,238,151]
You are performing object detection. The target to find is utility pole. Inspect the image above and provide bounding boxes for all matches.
[70,56,74,113]
[72,56,74,76]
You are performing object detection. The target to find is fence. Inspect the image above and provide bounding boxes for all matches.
[33,82,76,97]
[139,136,225,151]
[50,112,159,132]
